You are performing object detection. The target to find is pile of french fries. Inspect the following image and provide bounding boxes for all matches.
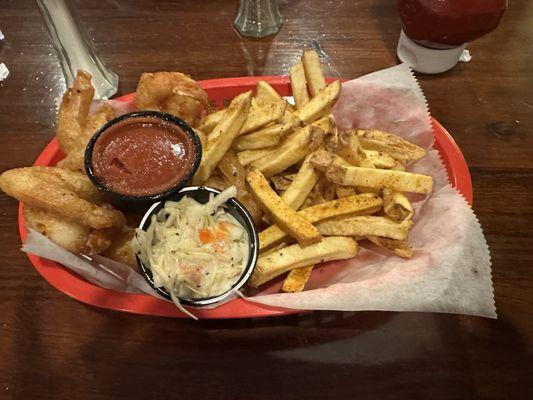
[192,50,433,293]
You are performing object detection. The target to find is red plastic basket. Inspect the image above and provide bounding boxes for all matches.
[18,76,472,318]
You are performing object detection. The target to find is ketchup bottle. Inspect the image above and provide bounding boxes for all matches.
[397,0,508,73]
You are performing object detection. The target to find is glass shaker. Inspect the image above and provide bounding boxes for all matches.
[234,0,283,38]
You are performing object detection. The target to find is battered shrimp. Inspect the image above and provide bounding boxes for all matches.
[0,167,126,230]
[135,72,209,126]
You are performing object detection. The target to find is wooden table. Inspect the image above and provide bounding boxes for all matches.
[1,1,532,398]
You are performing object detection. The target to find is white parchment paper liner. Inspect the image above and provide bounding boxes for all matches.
[21,64,495,318]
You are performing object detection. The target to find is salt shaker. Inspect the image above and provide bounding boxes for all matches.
[36,0,118,99]
[234,0,283,38]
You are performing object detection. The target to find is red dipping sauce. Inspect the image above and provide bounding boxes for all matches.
[90,117,198,197]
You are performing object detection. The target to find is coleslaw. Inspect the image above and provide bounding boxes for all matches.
[133,186,249,306]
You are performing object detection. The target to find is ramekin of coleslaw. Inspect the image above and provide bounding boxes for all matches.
[133,185,259,308]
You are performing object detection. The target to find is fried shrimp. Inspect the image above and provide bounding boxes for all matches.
[0,167,125,230]
[56,70,95,155]
[24,206,92,254]
[56,96,115,171]
[135,71,209,126]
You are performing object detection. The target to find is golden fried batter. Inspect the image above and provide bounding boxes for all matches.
[102,227,137,269]
[24,206,91,254]
[56,70,95,155]
[0,167,125,230]
[56,102,115,171]
[135,71,209,126]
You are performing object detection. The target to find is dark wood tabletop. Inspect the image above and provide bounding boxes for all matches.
[1,0,532,399]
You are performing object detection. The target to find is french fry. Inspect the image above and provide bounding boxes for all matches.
[249,237,357,287]
[237,147,276,166]
[363,149,396,169]
[367,236,413,258]
[198,108,225,134]
[325,164,433,194]
[259,241,288,257]
[247,169,321,246]
[252,125,325,178]
[290,62,310,109]
[336,185,357,198]
[317,216,412,240]
[302,50,326,97]
[382,188,413,222]
[233,120,298,150]
[204,174,227,190]
[357,129,426,161]
[193,91,252,184]
[286,102,296,113]
[333,130,365,166]
[310,148,351,173]
[282,265,314,292]
[259,194,383,250]
[280,153,319,210]
[194,128,207,150]
[217,151,264,225]
[239,81,287,135]
[270,173,296,193]
[294,80,341,124]
[311,175,336,205]
[391,160,406,171]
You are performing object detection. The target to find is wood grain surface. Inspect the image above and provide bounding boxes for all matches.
[0,1,532,399]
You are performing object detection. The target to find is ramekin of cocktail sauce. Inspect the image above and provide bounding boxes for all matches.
[85,111,202,202]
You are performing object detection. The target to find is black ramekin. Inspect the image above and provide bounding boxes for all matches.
[84,111,202,203]
[136,186,259,307]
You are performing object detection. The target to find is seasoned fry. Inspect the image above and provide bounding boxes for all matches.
[217,151,263,225]
[193,91,252,184]
[194,128,207,150]
[383,188,413,222]
[249,237,357,287]
[367,236,413,259]
[247,169,321,246]
[259,194,383,250]
[0,167,126,230]
[336,185,357,198]
[24,206,91,254]
[294,80,341,124]
[302,50,326,97]
[311,175,336,205]
[391,160,406,171]
[363,149,396,169]
[317,216,412,240]
[334,130,365,166]
[204,173,228,191]
[282,265,314,293]
[326,164,433,194]
[280,153,319,210]
[357,129,426,161]
[233,119,298,150]
[198,108,226,134]
[310,148,350,172]
[237,147,276,166]
[290,62,310,109]
[270,173,296,193]
[252,125,325,178]
[239,81,287,135]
